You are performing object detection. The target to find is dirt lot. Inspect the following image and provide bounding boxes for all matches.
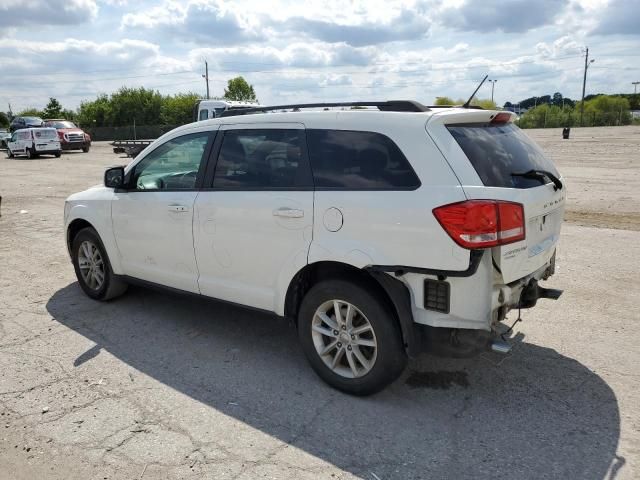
[1,127,639,480]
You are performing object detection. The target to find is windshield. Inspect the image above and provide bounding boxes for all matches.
[23,117,43,125]
[47,121,76,129]
[447,123,560,189]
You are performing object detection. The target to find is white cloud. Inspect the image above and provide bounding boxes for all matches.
[122,0,264,44]
[438,0,570,33]
[0,0,98,31]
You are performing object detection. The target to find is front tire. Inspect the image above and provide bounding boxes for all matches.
[298,279,407,395]
[71,227,128,301]
[7,148,13,158]
[82,145,90,153]
[54,151,61,158]
[26,147,36,159]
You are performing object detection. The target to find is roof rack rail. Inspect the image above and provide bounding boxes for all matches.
[425,105,485,110]
[219,100,430,117]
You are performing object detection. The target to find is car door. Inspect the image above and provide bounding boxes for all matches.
[193,124,314,312]
[111,129,215,293]
[7,132,20,153]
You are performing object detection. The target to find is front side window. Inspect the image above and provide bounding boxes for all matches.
[306,129,421,190]
[19,131,30,140]
[131,132,210,190]
[213,129,312,189]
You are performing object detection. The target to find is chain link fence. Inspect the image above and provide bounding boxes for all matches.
[516,111,633,129]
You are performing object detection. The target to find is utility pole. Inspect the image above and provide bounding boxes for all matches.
[633,81,640,94]
[8,102,13,118]
[580,47,594,127]
[488,79,498,104]
[202,60,210,100]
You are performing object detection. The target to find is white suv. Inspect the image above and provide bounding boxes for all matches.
[64,101,565,395]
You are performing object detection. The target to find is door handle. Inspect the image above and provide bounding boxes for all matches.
[273,207,304,218]
[168,205,190,213]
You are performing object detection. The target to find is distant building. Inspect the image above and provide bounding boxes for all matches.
[631,110,640,119]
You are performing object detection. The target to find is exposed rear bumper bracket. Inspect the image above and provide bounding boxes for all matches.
[519,278,563,308]
[368,249,484,279]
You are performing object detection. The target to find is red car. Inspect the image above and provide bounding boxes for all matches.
[43,119,91,152]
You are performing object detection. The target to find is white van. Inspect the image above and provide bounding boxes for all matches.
[7,128,61,158]
[194,99,260,121]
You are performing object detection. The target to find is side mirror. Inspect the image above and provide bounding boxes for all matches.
[104,166,125,189]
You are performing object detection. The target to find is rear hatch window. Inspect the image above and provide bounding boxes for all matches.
[447,123,559,189]
[34,129,57,139]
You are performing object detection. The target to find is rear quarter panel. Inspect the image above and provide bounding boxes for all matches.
[307,112,470,271]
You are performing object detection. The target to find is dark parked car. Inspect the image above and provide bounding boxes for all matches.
[10,116,44,133]
[43,119,91,152]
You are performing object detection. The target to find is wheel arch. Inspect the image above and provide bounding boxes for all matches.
[66,218,95,256]
[284,261,418,356]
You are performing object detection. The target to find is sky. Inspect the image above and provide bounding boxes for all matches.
[0,0,639,113]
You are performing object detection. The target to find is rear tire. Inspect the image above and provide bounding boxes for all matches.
[298,279,407,395]
[71,227,128,301]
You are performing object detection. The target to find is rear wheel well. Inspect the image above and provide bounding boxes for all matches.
[284,261,413,348]
[285,262,388,321]
[67,219,94,254]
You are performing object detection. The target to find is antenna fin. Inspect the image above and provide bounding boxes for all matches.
[463,75,489,108]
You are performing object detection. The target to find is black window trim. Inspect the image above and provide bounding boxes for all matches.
[202,127,315,192]
[120,130,217,193]
[306,128,422,192]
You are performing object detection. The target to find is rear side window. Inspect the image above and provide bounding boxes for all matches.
[306,130,420,190]
[213,129,312,189]
[199,109,209,121]
[447,123,560,189]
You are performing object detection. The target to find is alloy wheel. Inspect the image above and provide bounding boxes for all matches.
[311,299,378,378]
[77,240,105,290]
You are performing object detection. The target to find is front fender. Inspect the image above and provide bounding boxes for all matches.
[65,193,121,274]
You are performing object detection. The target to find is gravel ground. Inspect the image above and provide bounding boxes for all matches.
[0,127,639,480]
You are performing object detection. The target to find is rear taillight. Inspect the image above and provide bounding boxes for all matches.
[433,200,525,249]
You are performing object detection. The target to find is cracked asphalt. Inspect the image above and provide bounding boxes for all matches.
[1,127,639,479]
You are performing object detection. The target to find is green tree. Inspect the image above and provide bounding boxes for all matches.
[434,97,496,109]
[42,97,63,119]
[579,95,631,126]
[108,87,163,126]
[434,96,455,106]
[223,76,258,102]
[0,112,9,128]
[160,92,201,125]
[471,98,497,109]
[17,108,43,117]
[61,109,77,121]
[77,94,111,127]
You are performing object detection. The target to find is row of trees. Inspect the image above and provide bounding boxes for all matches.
[434,97,498,109]
[2,76,259,129]
[505,91,640,113]
[517,95,633,128]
